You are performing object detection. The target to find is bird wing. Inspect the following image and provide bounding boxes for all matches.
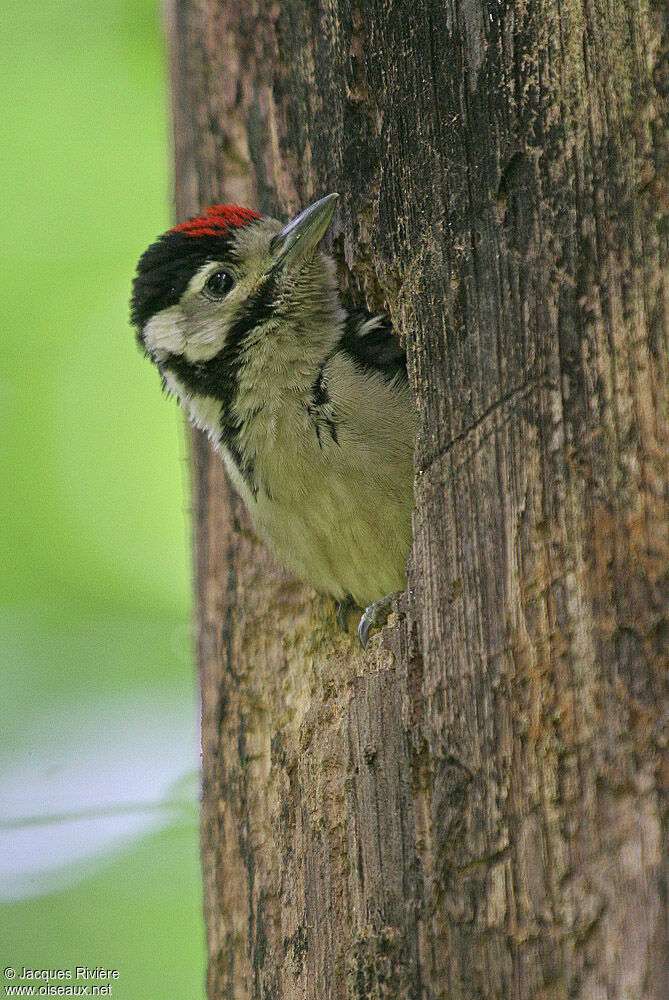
[338,310,408,383]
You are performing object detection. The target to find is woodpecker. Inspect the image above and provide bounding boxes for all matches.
[130,194,417,645]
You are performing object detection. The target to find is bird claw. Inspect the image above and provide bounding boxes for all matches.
[358,592,400,649]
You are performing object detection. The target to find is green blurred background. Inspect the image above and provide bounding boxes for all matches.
[1,1,205,996]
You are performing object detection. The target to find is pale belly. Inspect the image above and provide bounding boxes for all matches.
[176,363,418,609]
[219,435,414,608]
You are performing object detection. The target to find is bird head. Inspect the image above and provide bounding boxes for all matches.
[130,193,342,394]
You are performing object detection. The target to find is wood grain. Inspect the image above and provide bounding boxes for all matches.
[168,1,668,996]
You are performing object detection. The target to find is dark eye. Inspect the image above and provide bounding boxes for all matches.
[204,270,234,299]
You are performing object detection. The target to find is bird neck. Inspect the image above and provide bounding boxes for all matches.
[235,256,344,414]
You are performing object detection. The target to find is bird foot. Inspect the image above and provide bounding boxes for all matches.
[358,592,400,649]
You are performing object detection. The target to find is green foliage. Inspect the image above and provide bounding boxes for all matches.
[0,0,189,613]
[0,2,205,996]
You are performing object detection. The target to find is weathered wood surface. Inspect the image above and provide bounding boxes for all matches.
[169,1,668,997]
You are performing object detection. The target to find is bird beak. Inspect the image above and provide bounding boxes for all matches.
[269,193,339,268]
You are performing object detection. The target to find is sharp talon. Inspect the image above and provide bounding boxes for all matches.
[357,592,401,650]
[358,614,372,648]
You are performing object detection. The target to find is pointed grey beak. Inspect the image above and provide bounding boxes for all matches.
[269,193,339,268]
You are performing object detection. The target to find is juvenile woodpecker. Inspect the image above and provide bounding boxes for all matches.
[130,194,417,645]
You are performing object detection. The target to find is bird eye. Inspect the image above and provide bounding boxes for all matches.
[203,269,234,299]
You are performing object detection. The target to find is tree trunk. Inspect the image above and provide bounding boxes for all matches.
[168,1,668,997]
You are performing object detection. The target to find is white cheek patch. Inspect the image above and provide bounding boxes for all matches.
[144,307,186,354]
[183,328,225,363]
[144,304,223,363]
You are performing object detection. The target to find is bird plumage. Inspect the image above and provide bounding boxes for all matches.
[131,195,417,612]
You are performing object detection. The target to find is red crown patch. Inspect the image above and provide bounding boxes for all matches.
[171,205,261,238]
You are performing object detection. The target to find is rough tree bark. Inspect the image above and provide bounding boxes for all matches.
[168,1,668,998]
